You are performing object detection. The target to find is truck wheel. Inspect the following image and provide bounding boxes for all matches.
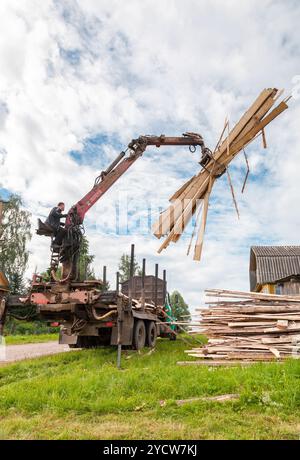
[133,320,146,350]
[146,321,157,348]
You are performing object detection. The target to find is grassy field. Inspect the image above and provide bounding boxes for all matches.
[4,334,58,345]
[0,336,299,440]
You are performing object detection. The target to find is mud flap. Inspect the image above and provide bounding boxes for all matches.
[59,328,78,345]
[110,312,134,346]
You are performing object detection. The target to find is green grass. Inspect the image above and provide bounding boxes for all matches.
[0,336,300,440]
[4,334,58,345]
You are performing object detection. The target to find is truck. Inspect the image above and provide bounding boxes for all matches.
[29,249,176,350]
[2,133,202,353]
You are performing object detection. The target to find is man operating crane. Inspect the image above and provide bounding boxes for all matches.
[45,202,67,248]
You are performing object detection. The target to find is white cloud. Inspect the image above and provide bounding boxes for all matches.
[0,0,300,310]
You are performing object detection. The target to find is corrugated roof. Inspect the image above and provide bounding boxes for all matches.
[251,246,300,257]
[249,246,300,291]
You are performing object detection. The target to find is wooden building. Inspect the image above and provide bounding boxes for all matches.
[249,246,300,294]
[0,272,9,292]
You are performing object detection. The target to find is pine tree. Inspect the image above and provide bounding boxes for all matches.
[170,290,190,322]
[77,236,95,281]
[0,194,32,294]
[118,253,142,282]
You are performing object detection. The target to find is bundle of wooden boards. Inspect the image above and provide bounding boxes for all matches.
[186,289,300,361]
[153,88,289,260]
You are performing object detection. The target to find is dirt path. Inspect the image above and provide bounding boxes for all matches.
[0,341,74,364]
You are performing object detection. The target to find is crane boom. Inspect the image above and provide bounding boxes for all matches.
[65,133,208,227]
[39,132,210,281]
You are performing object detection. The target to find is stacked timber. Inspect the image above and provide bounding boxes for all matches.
[153,89,290,261]
[186,289,300,361]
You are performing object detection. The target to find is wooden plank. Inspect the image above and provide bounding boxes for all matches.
[261,128,267,148]
[196,306,300,313]
[176,394,240,405]
[185,285,300,363]
[154,173,210,240]
[193,178,214,261]
[177,360,282,367]
[226,95,275,152]
[157,176,211,252]
[169,175,196,202]
[209,314,300,321]
[262,336,300,344]
[226,101,288,161]
[213,118,229,154]
[269,347,280,358]
[277,320,289,330]
[214,88,277,163]
[152,89,289,260]
[205,289,300,302]
[264,326,300,333]
[228,321,277,328]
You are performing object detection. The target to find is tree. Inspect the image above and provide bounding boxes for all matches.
[118,253,142,282]
[77,235,95,281]
[41,267,58,282]
[0,195,32,294]
[8,272,26,295]
[170,290,190,322]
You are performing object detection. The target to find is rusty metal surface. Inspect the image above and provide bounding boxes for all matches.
[31,290,97,305]
[121,275,166,306]
[38,303,76,313]
[132,310,158,321]
[250,246,300,291]
[11,270,169,349]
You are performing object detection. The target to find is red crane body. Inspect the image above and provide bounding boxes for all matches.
[65,151,138,226]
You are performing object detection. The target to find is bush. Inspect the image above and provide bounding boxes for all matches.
[4,319,59,336]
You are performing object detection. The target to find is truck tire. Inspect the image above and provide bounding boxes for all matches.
[133,320,146,350]
[146,321,157,348]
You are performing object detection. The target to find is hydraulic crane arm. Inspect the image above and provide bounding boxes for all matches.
[65,133,209,227]
[44,132,211,282]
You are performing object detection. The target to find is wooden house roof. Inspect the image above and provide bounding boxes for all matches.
[249,246,300,291]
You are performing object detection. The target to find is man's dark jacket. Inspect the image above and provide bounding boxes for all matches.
[45,207,66,231]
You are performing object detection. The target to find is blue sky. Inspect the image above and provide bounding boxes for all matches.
[0,0,300,308]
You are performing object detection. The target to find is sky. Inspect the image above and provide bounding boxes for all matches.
[0,0,299,310]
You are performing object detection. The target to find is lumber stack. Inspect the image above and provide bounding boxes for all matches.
[153,89,289,261]
[185,289,300,361]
